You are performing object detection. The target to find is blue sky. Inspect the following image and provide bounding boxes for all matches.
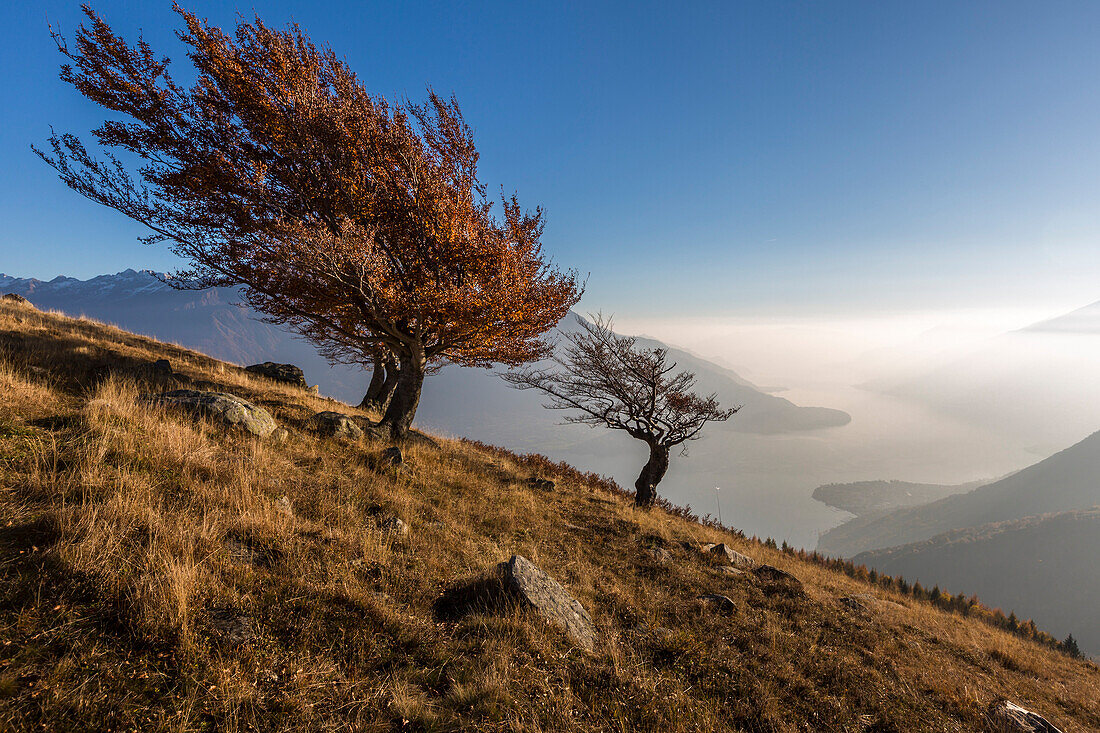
[3,1,1100,319]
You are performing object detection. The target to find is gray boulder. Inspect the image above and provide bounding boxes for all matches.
[143,390,277,437]
[697,593,736,612]
[245,361,308,388]
[704,543,757,568]
[312,411,364,440]
[987,699,1063,732]
[498,555,596,652]
[752,564,804,595]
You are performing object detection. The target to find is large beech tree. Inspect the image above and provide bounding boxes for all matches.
[504,316,738,507]
[36,5,581,438]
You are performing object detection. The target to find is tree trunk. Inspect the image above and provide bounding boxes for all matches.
[358,349,388,409]
[360,350,399,411]
[634,442,670,508]
[376,353,399,409]
[379,348,425,440]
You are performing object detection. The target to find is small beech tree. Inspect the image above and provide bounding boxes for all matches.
[36,5,581,438]
[503,315,739,507]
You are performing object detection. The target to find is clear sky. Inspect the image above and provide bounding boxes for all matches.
[3,1,1100,320]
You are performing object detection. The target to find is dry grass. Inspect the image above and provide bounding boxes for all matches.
[0,298,1098,732]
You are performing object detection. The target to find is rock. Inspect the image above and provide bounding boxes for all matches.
[632,623,675,640]
[714,566,746,576]
[839,594,873,614]
[379,516,409,537]
[142,390,277,437]
[380,446,403,467]
[647,547,673,564]
[245,361,308,388]
[498,555,596,652]
[752,564,804,595]
[704,543,756,568]
[209,607,254,646]
[1,293,29,305]
[151,359,173,375]
[312,411,364,440]
[274,495,293,516]
[526,477,555,490]
[697,593,736,612]
[271,427,289,443]
[987,699,1063,732]
[222,538,257,566]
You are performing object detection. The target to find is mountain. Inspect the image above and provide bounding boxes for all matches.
[0,270,848,436]
[2,296,1096,730]
[0,270,852,546]
[811,478,987,517]
[867,299,1100,451]
[1025,299,1100,334]
[817,429,1100,558]
[854,509,1100,657]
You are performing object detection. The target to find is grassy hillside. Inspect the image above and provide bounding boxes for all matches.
[854,509,1100,658]
[817,432,1100,558]
[1,299,1098,732]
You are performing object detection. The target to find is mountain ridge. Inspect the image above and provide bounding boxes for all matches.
[817,428,1100,558]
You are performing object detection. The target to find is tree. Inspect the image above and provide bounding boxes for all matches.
[35,5,581,438]
[1062,634,1082,659]
[358,347,399,412]
[503,315,738,507]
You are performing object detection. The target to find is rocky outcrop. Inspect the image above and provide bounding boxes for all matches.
[526,477,555,490]
[986,700,1063,732]
[143,390,277,437]
[1,293,30,305]
[245,362,308,388]
[311,411,364,440]
[498,555,596,651]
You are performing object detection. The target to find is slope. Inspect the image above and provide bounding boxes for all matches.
[1,270,853,548]
[0,297,1097,731]
[854,509,1100,658]
[817,429,1100,558]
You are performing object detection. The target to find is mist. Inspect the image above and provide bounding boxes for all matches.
[596,306,1100,547]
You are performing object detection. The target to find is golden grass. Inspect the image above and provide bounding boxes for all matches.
[0,298,1097,731]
